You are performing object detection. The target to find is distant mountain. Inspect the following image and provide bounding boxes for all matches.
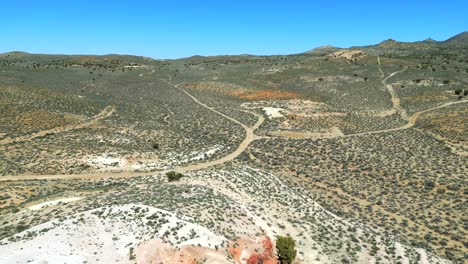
[375,32,468,49]
[3,32,467,61]
[422,38,436,43]
[444,31,468,44]
[376,39,401,48]
[304,31,468,55]
[0,51,31,56]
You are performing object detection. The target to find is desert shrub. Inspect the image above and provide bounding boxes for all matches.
[166,171,184,182]
[276,236,297,264]
[424,181,435,190]
[454,89,462,95]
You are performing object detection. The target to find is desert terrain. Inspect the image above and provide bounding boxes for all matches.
[0,32,467,263]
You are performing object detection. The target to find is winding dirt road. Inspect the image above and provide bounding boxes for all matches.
[0,79,264,181]
[2,64,466,181]
[347,100,467,137]
[138,67,156,77]
[156,79,265,173]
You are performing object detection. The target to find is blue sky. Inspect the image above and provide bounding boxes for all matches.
[1,0,467,58]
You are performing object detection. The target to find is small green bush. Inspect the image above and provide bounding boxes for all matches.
[166,171,184,182]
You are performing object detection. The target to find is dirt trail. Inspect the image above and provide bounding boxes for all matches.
[2,66,466,181]
[377,56,385,79]
[378,56,408,120]
[157,78,264,173]
[274,57,461,140]
[269,57,409,140]
[347,100,468,137]
[139,67,156,77]
[3,99,464,182]
[0,106,115,145]
[1,79,264,181]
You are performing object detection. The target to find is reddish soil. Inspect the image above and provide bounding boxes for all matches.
[228,236,278,264]
[230,90,302,100]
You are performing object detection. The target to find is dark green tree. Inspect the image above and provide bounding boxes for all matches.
[276,236,297,264]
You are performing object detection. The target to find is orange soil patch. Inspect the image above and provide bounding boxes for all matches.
[135,237,278,264]
[181,82,302,100]
[230,90,302,100]
[229,236,277,264]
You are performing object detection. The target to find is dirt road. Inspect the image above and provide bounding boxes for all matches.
[378,56,408,120]
[0,79,264,181]
[347,100,467,137]
[2,70,466,181]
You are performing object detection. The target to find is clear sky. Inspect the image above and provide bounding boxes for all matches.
[2,0,467,59]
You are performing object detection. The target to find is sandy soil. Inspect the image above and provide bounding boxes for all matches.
[135,238,229,264]
[332,49,366,60]
[0,204,226,264]
[262,107,285,119]
[27,197,82,211]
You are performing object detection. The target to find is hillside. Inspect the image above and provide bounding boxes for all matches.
[444,31,468,44]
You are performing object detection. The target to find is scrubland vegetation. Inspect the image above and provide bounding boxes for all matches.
[0,33,466,263]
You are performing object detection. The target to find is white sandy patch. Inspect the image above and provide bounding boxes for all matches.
[86,145,224,172]
[88,155,122,168]
[262,107,284,119]
[87,155,153,170]
[0,204,226,264]
[188,145,223,161]
[171,145,225,165]
[394,242,410,264]
[28,197,83,211]
[244,100,340,120]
